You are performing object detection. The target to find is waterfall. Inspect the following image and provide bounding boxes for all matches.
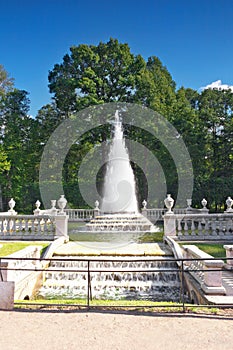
[38,257,182,301]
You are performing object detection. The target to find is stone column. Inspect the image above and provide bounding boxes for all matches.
[54,214,69,241]
[163,213,176,238]
[0,281,15,310]
[224,245,233,269]
[201,259,226,295]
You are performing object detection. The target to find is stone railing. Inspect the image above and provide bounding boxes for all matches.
[0,245,43,302]
[182,245,226,295]
[64,208,96,221]
[0,214,55,240]
[0,245,42,283]
[142,208,187,223]
[164,213,233,240]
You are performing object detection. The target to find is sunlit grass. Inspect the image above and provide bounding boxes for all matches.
[182,243,226,259]
[14,298,221,315]
[0,242,49,257]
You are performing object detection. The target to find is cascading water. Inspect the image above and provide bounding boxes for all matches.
[38,257,182,301]
[101,110,138,213]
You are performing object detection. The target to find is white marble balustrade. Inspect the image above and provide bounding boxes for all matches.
[64,209,95,221]
[164,213,233,240]
[142,208,187,223]
[0,214,55,240]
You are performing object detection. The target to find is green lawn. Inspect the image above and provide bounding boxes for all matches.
[0,242,49,257]
[182,243,226,259]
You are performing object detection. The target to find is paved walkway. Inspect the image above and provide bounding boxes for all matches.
[54,241,170,256]
[0,310,232,350]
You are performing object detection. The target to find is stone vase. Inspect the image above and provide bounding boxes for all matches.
[57,195,67,214]
[225,196,233,213]
[164,194,174,214]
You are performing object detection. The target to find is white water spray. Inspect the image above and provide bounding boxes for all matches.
[101,111,138,213]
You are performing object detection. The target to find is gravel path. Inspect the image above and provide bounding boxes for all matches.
[0,310,232,350]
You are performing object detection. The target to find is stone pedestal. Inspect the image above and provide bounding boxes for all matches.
[201,259,226,295]
[94,209,100,218]
[224,245,233,269]
[54,214,69,241]
[163,213,176,237]
[0,281,15,310]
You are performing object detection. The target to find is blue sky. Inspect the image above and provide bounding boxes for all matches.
[1,0,233,117]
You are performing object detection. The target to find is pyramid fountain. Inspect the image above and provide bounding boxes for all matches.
[37,111,181,302]
[85,111,155,233]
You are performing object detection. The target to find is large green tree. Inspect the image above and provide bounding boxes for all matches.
[0,86,37,211]
[46,38,179,207]
[197,88,233,210]
[48,38,145,115]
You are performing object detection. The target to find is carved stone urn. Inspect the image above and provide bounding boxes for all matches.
[225,196,233,213]
[201,198,207,209]
[186,198,192,209]
[57,195,67,214]
[142,200,147,209]
[34,200,41,215]
[8,198,17,214]
[164,194,174,214]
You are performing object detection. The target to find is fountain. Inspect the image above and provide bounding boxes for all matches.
[85,111,155,233]
[37,111,181,302]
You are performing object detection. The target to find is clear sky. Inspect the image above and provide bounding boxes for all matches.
[1,0,233,117]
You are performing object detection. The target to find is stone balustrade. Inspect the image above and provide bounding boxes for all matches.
[141,208,187,223]
[64,208,95,221]
[0,214,55,240]
[182,245,226,295]
[164,213,233,240]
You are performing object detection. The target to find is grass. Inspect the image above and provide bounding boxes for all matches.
[182,243,226,259]
[0,242,49,257]
[14,298,221,315]
[138,230,164,243]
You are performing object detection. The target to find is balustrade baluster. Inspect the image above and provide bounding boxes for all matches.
[37,218,42,234]
[31,218,35,235]
[211,219,217,236]
[218,218,224,236]
[226,219,231,236]
[184,219,189,236]
[43,218,48,235]
[6,219,10,234]
[1,219,4,234]
[18,218,23,232]
[191,219,196,235]
[11,218,16,235]
[177,219,182,237]
[204,219,209,237]
[197,220,202,237]
[24,219,29,235]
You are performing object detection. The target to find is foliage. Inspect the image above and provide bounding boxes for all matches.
[0,38,233,211]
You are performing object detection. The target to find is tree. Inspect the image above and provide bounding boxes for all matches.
[197,88,233,210]
[48,38,145,116]
[134,56,176,118]
[0,89,36,211]
[0,64,14,97]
